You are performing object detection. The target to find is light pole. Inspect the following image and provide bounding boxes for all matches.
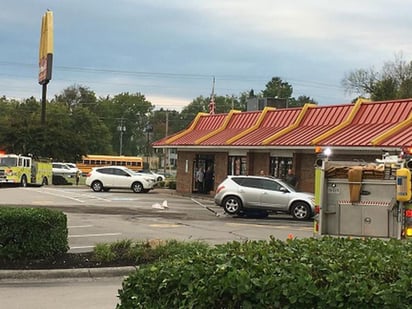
[144,123,153,169]
[145,123,153,155]
[117,119,126,155]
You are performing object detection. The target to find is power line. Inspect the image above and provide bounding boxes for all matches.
[0,61,344,91]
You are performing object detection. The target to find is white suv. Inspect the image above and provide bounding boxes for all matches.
[85,166,155,193]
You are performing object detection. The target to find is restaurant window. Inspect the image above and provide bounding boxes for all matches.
[228,156,247,175]
[270,156,292,180]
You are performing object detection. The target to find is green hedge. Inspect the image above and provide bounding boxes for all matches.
[0,207,68,260]
[117,237,412,308]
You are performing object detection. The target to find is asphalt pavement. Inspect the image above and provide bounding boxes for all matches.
[0,188,215,281]
[0,190,216,309]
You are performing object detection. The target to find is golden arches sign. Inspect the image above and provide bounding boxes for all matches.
[38,11,53,85]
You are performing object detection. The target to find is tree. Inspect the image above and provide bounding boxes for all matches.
[94,92,154,156]
[152,109,182,143]
[342,54,412,101]
[262,77,293,99]
[0,97,44,155]
[260,77,315,107]
[288,95,318,107]
[68,107,112,160]
[53,84,97,111]
[179,94,247,128]
[0,94,112,161]
[179,96,211,129]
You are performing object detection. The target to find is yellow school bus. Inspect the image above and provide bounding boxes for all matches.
[77,155,144,174]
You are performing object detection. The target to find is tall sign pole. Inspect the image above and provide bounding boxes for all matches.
[38,10,54,125]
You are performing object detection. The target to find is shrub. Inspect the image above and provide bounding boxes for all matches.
[93,243,117,263]
[93,239,209,265]
[167,180,176,189]
[157,181,165,188]
[0,207,68,260]
[117,237,412,308]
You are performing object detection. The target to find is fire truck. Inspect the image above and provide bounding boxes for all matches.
[0,153,52,187]
[314,151,412,240]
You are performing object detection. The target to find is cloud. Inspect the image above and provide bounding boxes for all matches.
[147,95,191,111]
[1,0,411,108]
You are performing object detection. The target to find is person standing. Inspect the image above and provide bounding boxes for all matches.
[204,166,214,194]
[76,169,81,186]
[195,167,204,193]
[285,169,298,188]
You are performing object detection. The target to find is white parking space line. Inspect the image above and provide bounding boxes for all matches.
[70,245,95,250]
[68,225,93,228]
[35,187,112,202]
[68,233,122,238]
[149,223,182,228]
[225,222,312,231]
[110,197,141,201]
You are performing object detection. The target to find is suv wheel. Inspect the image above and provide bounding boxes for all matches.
[291,202,311,220]
[132,182,144,193]
[91,180,103,192]
[222,196,242,215]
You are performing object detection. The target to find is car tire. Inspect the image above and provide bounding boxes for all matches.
[157,176,163,182]
[20,175,27,187]
[222,196,242,215]
[42,177,48,186]
[132,182,144,193]
[91,180,103,192]
[291,202,311,220]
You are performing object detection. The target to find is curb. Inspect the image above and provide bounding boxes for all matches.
[0,266,137,281]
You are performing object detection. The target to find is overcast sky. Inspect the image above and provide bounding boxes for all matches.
[1,0,411,110]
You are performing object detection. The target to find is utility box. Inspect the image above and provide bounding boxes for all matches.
[315,158,403,239]
[323,178,397,238]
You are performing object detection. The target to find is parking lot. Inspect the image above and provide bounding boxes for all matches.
[0,186,314,251]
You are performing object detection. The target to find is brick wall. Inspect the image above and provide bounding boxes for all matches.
[175,151,196,193]
[296,153,383,193]
[176,150,381,194]
[250,152,270,175]
[212,152,228,194]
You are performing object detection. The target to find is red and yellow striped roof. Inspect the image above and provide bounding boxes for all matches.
[154,98,412,149]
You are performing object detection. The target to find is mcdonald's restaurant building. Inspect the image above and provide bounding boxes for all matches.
[153,98,412,195]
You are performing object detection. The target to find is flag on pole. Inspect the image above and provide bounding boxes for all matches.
[209,76,216,114]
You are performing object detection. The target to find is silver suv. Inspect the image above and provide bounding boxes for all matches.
[214,175,315,220]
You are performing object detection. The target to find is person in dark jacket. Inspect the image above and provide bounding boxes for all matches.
[285,169,298,188]
[204,166,214,194]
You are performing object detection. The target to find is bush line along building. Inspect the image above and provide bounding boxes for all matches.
[153,98,412,194]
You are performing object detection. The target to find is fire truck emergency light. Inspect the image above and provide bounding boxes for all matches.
[405,206,412,238]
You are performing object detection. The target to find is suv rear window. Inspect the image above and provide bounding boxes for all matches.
[232,177,284,191]
[96,167,114,175]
